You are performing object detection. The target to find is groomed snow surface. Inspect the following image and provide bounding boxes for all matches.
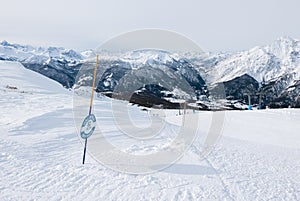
[1,61,300,200]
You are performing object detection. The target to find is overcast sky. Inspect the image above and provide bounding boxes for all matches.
[1,0,300,52]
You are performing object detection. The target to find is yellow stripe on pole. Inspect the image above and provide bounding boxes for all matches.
[89,55,99,109]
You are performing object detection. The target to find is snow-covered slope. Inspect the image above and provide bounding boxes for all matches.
[0,60,67,93]
[1,60,300,200]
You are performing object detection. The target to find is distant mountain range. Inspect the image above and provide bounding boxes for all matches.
[1,37,299,109]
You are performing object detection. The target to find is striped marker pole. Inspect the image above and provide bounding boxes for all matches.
[82,55,99,164]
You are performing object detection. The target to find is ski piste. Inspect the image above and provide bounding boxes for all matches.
[80,55,99,164]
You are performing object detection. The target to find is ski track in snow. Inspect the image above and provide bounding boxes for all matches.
[1,61,300,200]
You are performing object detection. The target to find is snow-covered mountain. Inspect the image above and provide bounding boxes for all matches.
[0,40,84,62]
[0,40,85,88]
[77,49,208,108]
[202,37,300,108]
[206,36,300,84]
[1,37,300,108]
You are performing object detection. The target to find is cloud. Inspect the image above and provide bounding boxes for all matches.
[1,0,300,51]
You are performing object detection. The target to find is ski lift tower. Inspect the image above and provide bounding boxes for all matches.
[243,93,252,110]
[256,92,264,110]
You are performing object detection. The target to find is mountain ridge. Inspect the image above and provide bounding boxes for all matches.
[1,37,300,108]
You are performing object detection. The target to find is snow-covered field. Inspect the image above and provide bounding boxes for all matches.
[1,61,300,200]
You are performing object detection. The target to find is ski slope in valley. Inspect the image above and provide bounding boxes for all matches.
[0,61,300,200]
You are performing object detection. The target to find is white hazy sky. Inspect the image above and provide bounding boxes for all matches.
[1,0,300,52]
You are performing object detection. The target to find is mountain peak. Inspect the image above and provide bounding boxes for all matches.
[271,36,298,49]
[121,49,178,66]
[264,36,300,60]
[0,40,10,46]
[275,36,297,43]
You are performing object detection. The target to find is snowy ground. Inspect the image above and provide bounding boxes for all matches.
[1,61,300,200]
